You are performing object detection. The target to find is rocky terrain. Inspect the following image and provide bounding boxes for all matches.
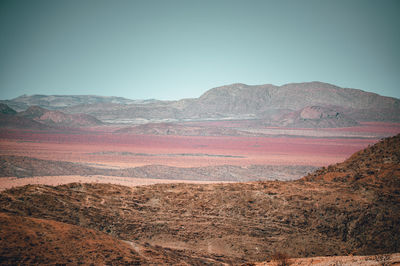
[270,105,359,128]
[0,104,102,129]
[2,82,399,126]
[0,155,316,181]
[1,82,399,264]
[17,105,102,128]
[304,133,400,185]
[114,122,253,136]
[0,103,51,130]
[0,212,147,265]
[0,134,399,264]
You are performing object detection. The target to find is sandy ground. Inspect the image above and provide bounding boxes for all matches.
[0,175,230,191]
[257,253,400,265]
[0,136,376,168]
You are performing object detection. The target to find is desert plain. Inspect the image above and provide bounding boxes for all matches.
[1,121,399,190]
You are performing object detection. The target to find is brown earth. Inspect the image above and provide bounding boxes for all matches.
[1,179,399,264]
[0,134,399,264]
[0,211,241,265]
[0,212,146,265]
[304,133,400,186]
[256,253,400,265]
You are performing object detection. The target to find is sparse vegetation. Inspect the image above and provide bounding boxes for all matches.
[272,252,291,266]
[374,254,391,266]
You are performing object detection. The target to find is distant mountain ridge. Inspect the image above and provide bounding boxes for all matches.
[2,82,399,126]
[182,82,399,120]
[0,105,102,129]
[0,94,158,112]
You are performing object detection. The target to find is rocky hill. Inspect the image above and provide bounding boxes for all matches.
[271,105,359,128]
[2,82,399,125]
[182,82,399,122]
[199,82,398,111]
[0,104,102,129]
[17,106,102,128]
[304,133,400,186]
[0,104,52,130]
[0,134,399,263]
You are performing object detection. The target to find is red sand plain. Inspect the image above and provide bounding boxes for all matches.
[0,127,383,167]
[326,122,400,134]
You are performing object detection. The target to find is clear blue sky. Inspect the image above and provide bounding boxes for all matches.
[0,0,399,100]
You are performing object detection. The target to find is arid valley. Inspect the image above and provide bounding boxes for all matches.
[2,0,400,263]
[0,82,399,265]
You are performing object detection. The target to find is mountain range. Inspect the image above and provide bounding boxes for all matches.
[1,82,399,127]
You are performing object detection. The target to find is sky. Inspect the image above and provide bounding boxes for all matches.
[0,0,399,100]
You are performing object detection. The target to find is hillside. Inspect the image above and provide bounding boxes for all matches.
[0,134,399,263]
[0,212,146,265]
[304,133,400,186]
[17,106,102,127]
[183,82,399,122]
[0,104,51,130]
[0,104,102,129]
[0,211,241,265]
[270,105,359,128]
